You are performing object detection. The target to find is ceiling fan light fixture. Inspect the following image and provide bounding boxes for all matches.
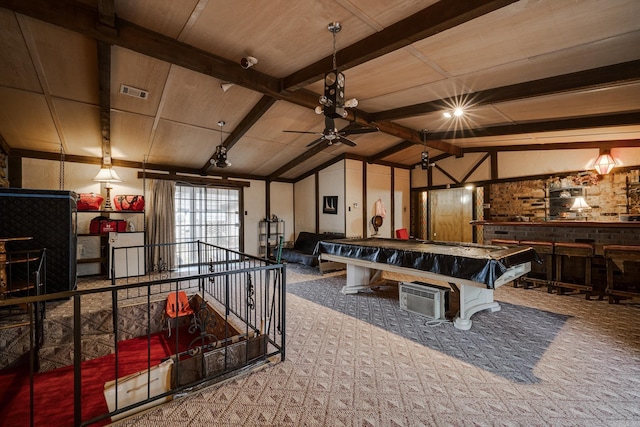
[281,21,378,148]
[420,151,430,170]
[344,98,358,108]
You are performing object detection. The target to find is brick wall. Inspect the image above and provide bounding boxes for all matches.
[489,170,639,221]
[0,151,8,188]
[489,179,546,221]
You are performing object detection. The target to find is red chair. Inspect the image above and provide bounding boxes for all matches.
[165,291,195,337]
[395,228,409,240]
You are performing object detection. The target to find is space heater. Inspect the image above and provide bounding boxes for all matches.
[399,282,448,320]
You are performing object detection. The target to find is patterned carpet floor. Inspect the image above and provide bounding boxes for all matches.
[117,263,640,427]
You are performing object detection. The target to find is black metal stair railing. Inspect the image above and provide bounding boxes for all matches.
[0,241,285,427]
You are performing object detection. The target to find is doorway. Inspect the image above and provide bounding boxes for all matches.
[429,187,474,242]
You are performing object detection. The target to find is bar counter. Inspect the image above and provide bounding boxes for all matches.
[471,220,640,229]
[472,220,640,254]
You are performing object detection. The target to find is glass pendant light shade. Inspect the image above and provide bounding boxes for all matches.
[593,151,616,175]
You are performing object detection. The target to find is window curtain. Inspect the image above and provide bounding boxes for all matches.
[146,179,176,271]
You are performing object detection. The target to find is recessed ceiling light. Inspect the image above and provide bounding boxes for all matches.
[443,111,452,118]
[454,107,464,117]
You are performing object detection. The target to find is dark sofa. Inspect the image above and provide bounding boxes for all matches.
[280,231,345,267]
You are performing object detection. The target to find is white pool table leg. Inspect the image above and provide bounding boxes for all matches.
[341,264,385,294]
[451,283,500,330]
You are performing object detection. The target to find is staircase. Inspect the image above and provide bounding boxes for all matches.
[37,299,166,372]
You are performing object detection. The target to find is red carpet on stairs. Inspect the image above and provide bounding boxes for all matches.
[0,328,195,427]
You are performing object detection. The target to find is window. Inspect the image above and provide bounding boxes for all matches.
[175,184,241,252]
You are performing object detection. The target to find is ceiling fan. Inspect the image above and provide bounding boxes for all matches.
[283,22,378,147]
[284,115,377,147]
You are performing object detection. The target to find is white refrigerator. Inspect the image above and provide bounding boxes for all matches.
[108,232,145,278]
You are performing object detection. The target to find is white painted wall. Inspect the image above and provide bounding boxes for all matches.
[500,149,597,179]
[411,147,640,189]
[394,168,411,233]
[293,174,316,236]
[431,152,491,187]
[318,160,345,233]
[22,159,146,232]
[411,166,428,188]
[614,147,640,168]
[345,159,363,238]
[20,158,266,256]
[269,181,294,244]
[243,179,265,257]
[366,163,392,238]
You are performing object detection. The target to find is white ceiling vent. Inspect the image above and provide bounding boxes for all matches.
[119,84,148,100]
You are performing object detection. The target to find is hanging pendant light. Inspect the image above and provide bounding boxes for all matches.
[210,121,231,168]
[593,150,616,175]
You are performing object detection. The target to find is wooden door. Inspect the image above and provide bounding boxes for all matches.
[429,188,473,242]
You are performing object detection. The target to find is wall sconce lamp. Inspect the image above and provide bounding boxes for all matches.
[570,196,591,218]
[93,166,122,210]
[593,150,617,175]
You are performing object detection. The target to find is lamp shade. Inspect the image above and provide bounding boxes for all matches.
[93,167,122,183]
[570,196,591,211]
[593,152,616,175]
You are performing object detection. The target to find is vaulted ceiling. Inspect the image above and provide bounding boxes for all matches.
[1,0,639,182]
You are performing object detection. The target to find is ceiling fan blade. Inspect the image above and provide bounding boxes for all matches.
[337,136,357,147]
[341,126,379,136]
[283,130,320,135]
[306,136,326,147]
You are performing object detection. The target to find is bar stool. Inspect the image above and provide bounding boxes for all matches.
[518,240,554,289]
[491,239,521,287]
[553,242,594,300]
[603,245,640,304]
[490,239,519,246]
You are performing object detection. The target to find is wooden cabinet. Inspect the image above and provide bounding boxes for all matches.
[0,189,77,293]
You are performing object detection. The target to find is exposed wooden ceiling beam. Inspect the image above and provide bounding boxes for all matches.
[461,152,491,183]
[282,0,520,91]
[138,171,251,188]
[267,140,332,181]
[0,133,11,155]
[428,112,640,140]
[97,40,111,165]
[0,0,464,158]
[367,140,416,162]
[410,152,454,170]
[12,149,272,182]
[372,60,640,122]
[96,0,115,29]
[375,121,461,156]
[200,95,277,173]
[462,139,640,152]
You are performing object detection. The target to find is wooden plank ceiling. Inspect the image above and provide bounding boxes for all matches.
[0,0,639,182]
